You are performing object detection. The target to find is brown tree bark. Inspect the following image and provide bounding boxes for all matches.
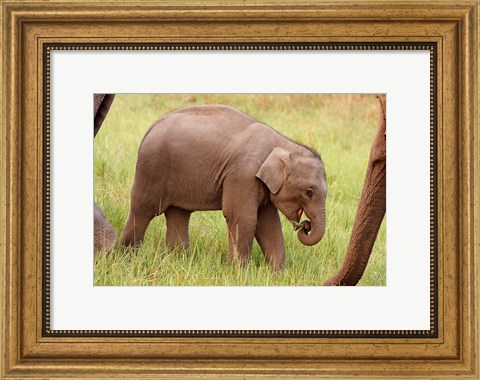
[324,95,386,286]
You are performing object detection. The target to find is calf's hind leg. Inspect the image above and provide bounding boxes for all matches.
[121,204,158,247]
[165,207,191,249]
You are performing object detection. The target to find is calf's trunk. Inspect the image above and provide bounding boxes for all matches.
[297,207,326,246]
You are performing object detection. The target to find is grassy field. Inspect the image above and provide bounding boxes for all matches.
[94,94,386,286]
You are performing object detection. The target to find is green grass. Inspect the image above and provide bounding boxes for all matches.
[94,94,386,286]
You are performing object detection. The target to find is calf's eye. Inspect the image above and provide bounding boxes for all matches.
[305,188,313,199]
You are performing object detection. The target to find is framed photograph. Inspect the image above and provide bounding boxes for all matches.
[1,1,478,378]
[93,93,385,288]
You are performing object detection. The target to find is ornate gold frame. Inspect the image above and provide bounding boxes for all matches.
[1,0,478,378]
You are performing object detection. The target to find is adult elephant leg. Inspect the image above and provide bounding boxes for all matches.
[165,207,192,249]
[255,202,286,272]
[93,94,116,254]
[94,94,116,137]
[324,95,386,286]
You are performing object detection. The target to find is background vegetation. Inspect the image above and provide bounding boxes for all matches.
[94,94,386,286]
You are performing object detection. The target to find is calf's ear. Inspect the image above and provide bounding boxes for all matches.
[256,147,291,194]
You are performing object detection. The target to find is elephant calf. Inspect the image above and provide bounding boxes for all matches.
[121,105,327,271]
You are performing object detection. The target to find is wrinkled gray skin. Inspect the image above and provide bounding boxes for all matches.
[94,203,117,253]
[121,105,327,271]
[93,94,117,255]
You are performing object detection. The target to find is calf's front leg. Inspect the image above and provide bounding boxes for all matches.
[255,202,286,271]
[222,180,260,266]
[224,211,258,266]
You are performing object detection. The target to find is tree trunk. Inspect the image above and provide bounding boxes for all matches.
[324,95,386,286]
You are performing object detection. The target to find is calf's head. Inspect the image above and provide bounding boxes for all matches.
[256,147,327,246]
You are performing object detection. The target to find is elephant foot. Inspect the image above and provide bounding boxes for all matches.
[323,277,341,286]
[94,203,117,255]
[323,274,357,286]
[166,240,189,251]
[226,248,250,268]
